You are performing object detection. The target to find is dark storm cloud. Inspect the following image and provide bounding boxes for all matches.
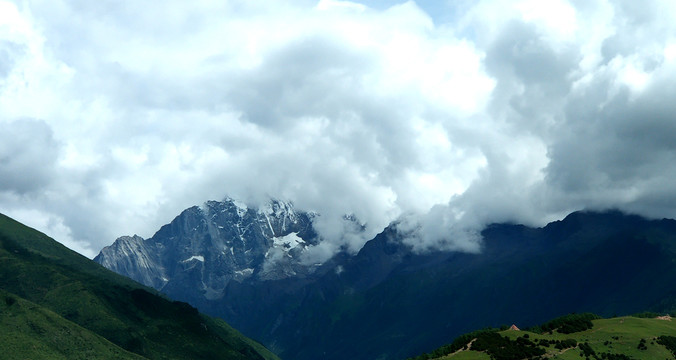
[547,68,676,211]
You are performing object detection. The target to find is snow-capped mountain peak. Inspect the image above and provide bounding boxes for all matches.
[95,197,319,302]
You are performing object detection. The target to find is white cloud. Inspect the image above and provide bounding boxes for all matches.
[1,0,676,259]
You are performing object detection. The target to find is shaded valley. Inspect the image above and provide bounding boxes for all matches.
[97,205,676,360]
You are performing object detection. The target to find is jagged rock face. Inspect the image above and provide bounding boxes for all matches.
[94,234,166,289]
[94,199,318,301]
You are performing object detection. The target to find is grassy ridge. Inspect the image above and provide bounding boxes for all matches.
[0,289,146,359]
[0,213,279,360]
[418,315,676,360]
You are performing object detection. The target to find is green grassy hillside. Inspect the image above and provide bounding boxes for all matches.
[412,314,676,360]
[0,213,279,360]
[0,289,146,359]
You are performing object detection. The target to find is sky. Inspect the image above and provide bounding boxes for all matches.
[1,0,676,259]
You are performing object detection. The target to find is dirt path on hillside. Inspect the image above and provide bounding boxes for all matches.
[448,338,477,356]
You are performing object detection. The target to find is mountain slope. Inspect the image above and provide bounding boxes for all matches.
[0,289,145,360]
[411,314,676,360]
[0,213,279,360]
[96,209,676,360]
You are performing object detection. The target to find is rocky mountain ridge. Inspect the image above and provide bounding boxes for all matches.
[95,198,319,301]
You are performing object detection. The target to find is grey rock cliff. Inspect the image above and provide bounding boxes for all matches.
[94,198,318,301]
[95,234,166,289]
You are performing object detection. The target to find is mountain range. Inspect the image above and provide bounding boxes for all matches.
[94,198,676,360]
[95,199,321,302]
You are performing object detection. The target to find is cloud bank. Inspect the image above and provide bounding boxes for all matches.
[1,0,676,259]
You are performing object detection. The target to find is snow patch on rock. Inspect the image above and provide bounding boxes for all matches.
[182,255,204,262]
[273,232,305,250]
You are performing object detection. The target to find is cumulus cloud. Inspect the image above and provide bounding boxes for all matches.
[1,0,676,259]
[400,0,676,251]
[0,119,59,193]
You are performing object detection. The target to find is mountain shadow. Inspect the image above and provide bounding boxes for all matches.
[97,209,676,360]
